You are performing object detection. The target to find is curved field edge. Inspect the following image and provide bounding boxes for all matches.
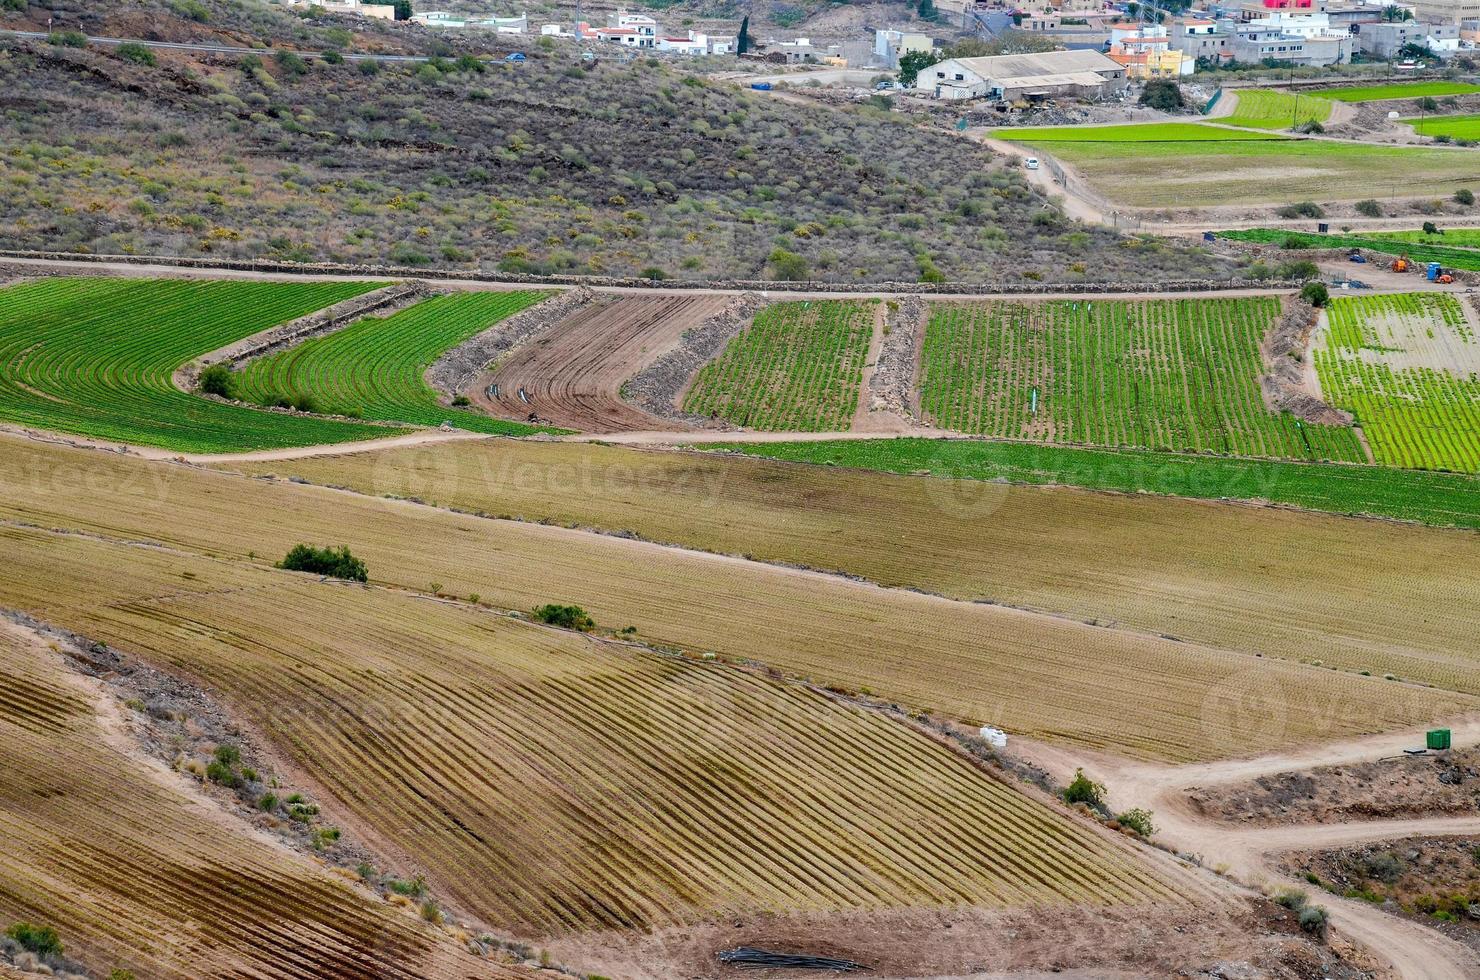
[1,436,1471,763]
[0,523,1197,935]
[232,290,563,437]
[699,437,1480,529]
[0,277,399,454]
[0,619,493,980]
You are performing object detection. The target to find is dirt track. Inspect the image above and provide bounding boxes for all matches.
[473,295,730,433]
[1010,719,1480,980]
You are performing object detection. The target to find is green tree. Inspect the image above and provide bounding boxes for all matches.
[393,0,413,19]
[117,42,155,66]
[1300,281,1329,307]
[277,544,369,582]
[737,15,752,54]
[897,49,939,87]
[766,246,809,281]
[1138,78,1183,111]
[917,0,939,21]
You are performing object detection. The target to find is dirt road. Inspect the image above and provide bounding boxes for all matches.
[1009,719,1480,980]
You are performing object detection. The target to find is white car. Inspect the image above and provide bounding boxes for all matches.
[1024,157,1040,170]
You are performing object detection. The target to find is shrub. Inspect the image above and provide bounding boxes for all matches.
[1298,904,1329,940]
[117,42,155,67]
[257,792,279,811]
[277,544,369,582]
[1354,199,1382,218]
[1,0,26,10]
[388,875,426,898]
[1295,119,1324,135]
[1418,96,1440,111]
[206,760,241,787]
[1063,768,1105,808]
[1456,188,1475,206]
[1273,887,1307,910]
[169,0,210,21]
[213,744,241,767]
[1116,807,1155,837]
[48,30,88,48]
[321,49,344,65]
[198,362,236,398]
[110,971,137,980]
[420,899,442,923]
[275,51,309,78]
[1275,201,1325,219]
[1300,281,1329,307]
[766,246,809,281]
[1422,220,1441,235]
[6,922,63,958]
[450,394,471,407]
[533,604,595,631]
[1362,850,1404,884]
[1274,260,1319,280]
[1139,79,1184,111]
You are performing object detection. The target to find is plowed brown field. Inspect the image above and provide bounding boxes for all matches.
[1,435,1468,763]
[0,620,504,980]
[477,296,728,432]
[0,525,1194,938]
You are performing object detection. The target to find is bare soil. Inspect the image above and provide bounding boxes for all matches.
[1190,747,1480,827]
[477,294,728,432]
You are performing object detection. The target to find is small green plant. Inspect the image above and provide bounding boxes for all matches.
[1063,768,1105,808]
[198,362,236,398]
[387,875,427,898]
[1115,807,1155,837]
[1276,201,1325,220]
[1456,188,1475,206]
[117,42,156,66]
[277,544,368,582]
[6,922,63,958]
[48,30,88,48]
[533,604,595,631]
[451,394,471,407]
[1273,887,1307,910]
[420,899,442,923]
[1354,199,1382,218]
[257,792,278,811]
[109,970,137,980]
[356,861,375,880]
[1298,904,1329,940]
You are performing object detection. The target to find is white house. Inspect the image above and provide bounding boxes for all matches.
[658,32,710,54]
[917,49,1128,101]
[612,9,658,46]
[873,28,932,68]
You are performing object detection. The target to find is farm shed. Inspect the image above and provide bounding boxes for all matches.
[917,50,1128,101]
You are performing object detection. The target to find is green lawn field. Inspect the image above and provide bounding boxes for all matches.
[1012,136,1480,207]
[1312,80,1480,102]
[234,291,556,436]
[708,438,1480,529]
[0,277,390,453]
[994,122,1288,142]
[1226,89,1334,130]
[1406,112,1480,140]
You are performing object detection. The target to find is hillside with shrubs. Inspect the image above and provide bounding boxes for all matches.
[0,0,1228,283]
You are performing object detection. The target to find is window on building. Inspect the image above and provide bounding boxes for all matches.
[955,72,964,80]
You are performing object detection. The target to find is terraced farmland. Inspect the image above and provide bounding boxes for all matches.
[1312,80,1480,102]
[682,300,875,430]
[3,436,1472,761]
[918,298,1365,462]
[1220,229,1480,272]
[1225,89,1333,130]
[0,620,492,980]
[0,277,385,452]
[234,290,551,435]
[0,522,1195,935]
[1316,293,1480,473]
[480,295,728,432]
[1406,112,1480,141]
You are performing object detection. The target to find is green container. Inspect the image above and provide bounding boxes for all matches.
[1427,729,1452,751]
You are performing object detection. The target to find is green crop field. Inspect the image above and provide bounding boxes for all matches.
[1406,112,1480,140]
[1312,80,1480,102]
[919,298,1365,463]
[234,291,553,435]
[997,122,1288,142]
[1364,229,1480,249]
[1225,89,1334,130]
[683,300,875,431]
[1016,137,1480,207]
[0,277,389,453]
[710,437,1480,529]
[1220,229,1480,272]
[1317,293,1480,473]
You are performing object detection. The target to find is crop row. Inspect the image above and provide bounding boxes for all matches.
[1318,293,1480,473]
[1221,228,1480,272]
[1225,89,1333,130]
[683,300,875,431]
[0,277,385,453]
[918,298,1365,463]
[234,290,552,435]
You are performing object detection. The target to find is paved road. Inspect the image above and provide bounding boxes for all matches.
[0,28,440,62]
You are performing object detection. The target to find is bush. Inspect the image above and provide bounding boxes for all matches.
[213,744,241,767]
[1298,904,1329,940]
[1422,220,1442,235]
[277,544,369,582]
[1362,850,1405,884]
[321,49,344,65]
[1275,201,1325,219]
[533,604,595,631]
[387,875,426,897]
[1275,260,1319,280]
[117,42,156,67]
[275,51,309,78]
[48,30,88,48]
[766,247,809,281]
[1273,887,1307,910]
[205,759,241,787]
[1456,188,1475,206]
[1295,119,1324,135]
[1139,79,1184,111]
[6,922,63,958]
[1,0,26,10]
[1063,768,1105,808]
[1419,96,1440,112]
[450,394,471,407]
[1300,281,1329,307]
[169,0,210,21]
[1116,807,1155,837]
[198,362,236,398]
[1355,199,1382,218]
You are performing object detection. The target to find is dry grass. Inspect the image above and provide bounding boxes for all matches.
[0,525,1194,936]
[0,435,1469,762]
[0,621,493,980]
[221,439,1480,701]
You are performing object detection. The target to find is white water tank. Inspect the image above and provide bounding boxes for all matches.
[979,726,1008,748]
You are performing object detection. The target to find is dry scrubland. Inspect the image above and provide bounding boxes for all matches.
[0,621,499,980]
[225,438,1480,701]
[0,3,1223,284]
[0,436,1469,762]
[0,525,1191,935]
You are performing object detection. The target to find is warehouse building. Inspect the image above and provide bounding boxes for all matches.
[916,49,1129,101]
